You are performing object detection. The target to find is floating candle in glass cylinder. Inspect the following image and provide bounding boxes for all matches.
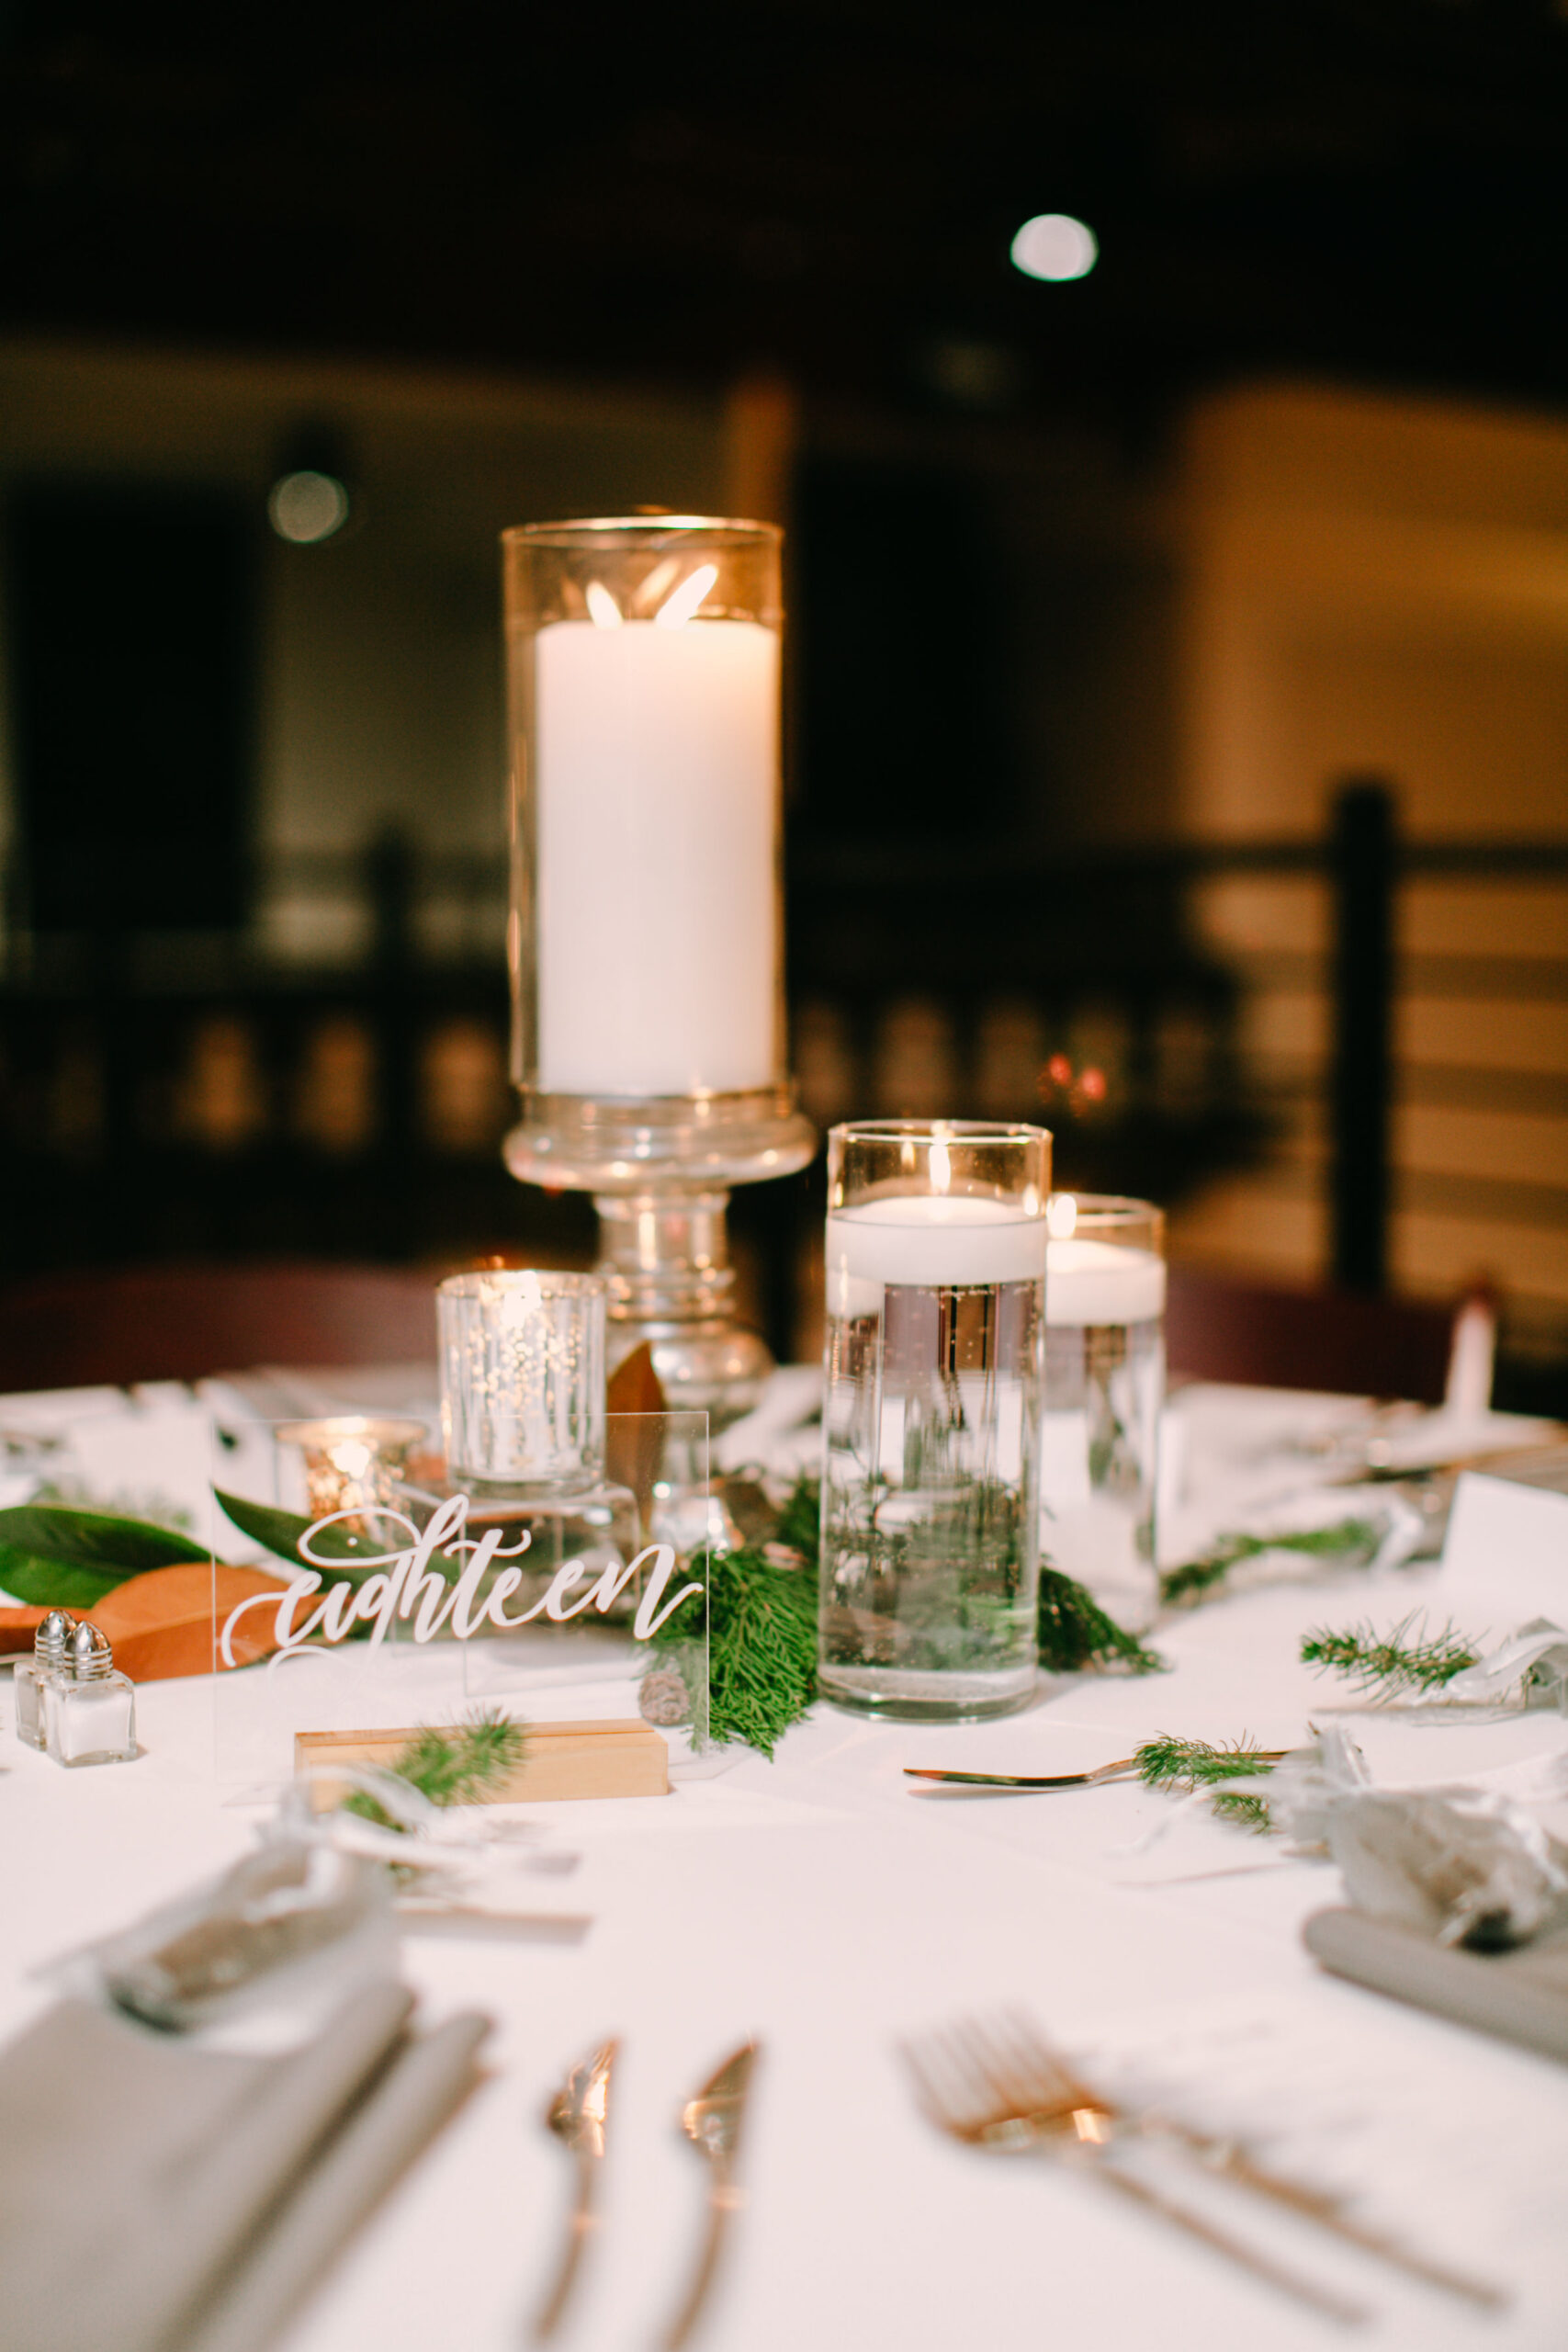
[819,1122,1051,1723]
[1041,1195,1166,1629]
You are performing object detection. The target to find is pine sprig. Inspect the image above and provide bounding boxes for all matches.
[343,1707,525,1828]
[651,1521,819,1760]
[1038,1567,1166,1677]
[1134,1733,1277,1792]
[1134,1735,1278,1833]
[1159,1517,1384,1609]
[708,1547,819,1758]
[1300,1613,1483,1698]
[1212,1792,1273,1833]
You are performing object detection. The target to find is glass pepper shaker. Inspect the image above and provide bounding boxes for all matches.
[15,1609,76,1750]
[45,1621,137,1768]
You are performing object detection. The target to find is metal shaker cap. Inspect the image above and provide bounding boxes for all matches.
[34,1608,77,1667]
[69,1621,116,1681]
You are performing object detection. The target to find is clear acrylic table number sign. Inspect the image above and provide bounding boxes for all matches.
[819,1120,1050,1722]
[208,1337,710,1783]
[1041,1193,1166,1631]
[209,1415,468,1789]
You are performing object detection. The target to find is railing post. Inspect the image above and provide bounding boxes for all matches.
[1329,778,1394,1292]
[367,829,417,1226]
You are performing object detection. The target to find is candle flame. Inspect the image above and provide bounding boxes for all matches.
[930,1139,952,1193]
[633,557,681,612]
[1047,1193,1077,1238]
[585,581,623,628]
[654,563,718,629]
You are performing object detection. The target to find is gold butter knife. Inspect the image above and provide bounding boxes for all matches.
[662,2039,760,2350]
[533,2037,617,2340]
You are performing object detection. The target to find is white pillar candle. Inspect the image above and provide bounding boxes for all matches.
[535,617,778,1097]
[827,1195,1048,1317]
[1045,1236,1166,1327]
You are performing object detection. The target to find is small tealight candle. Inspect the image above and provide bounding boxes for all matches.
[275,1416,429,1521]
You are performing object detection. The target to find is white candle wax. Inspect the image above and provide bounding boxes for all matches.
[827,1195,1048,1317]
[535,617,778,1096]
[1045,1237,1166,1327]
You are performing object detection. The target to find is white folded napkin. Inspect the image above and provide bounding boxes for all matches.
[0,1983,488,2352]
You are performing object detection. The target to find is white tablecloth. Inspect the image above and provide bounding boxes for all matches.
[4,1374,1568,2350]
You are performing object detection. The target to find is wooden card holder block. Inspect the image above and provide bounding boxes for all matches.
[294,1717,670,1803]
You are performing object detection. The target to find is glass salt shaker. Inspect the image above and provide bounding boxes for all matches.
[15,1609,75,1749]
[45,1621,137,1767]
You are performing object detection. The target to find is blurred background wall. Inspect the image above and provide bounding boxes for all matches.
[1173,385,1568,1384]
[0,1,1563,1400]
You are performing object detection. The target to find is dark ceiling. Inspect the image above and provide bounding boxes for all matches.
[4,0,1568,424]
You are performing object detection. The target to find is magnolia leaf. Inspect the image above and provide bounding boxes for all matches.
[0,1502,209,1574]
[0,1550,125,1611]
[214,1487,389,1576]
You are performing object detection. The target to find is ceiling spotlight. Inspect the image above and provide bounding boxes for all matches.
[268,419,355,544]
[1010,213,1098,283]
[268,469,351,545]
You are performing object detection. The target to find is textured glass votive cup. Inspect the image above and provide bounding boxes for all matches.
[275,1416,429,1522]
[439,1271,606,1497]
[818,1120,1050,1723]
[1043,1193,1166,1631]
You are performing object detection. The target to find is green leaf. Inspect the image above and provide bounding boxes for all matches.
[0,1502,209,1574]
[0,1550,126,1610]
[213,1487,393,1577]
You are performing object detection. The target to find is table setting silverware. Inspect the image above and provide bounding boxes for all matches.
[533,2037,618,2341]
[661,2039,760,2351]
[902,2009,1505,2320]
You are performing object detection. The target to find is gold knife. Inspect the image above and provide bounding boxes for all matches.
[662,2040,760,2349]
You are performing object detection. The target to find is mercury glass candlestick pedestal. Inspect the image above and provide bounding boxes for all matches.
[501,517,815,1427]
[504,1086,815,1422]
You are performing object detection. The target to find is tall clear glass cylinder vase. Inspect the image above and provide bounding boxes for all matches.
[1042,1193,1166,1630]
[818,1120,1051,1721]
[501,518,814,1427]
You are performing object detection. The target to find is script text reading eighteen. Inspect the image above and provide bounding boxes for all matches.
[220,1493,704,1667]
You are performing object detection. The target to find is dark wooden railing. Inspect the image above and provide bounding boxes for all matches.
[0,784,1564,1374]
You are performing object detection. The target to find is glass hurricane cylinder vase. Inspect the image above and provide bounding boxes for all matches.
[502,517,815,1425]
[818,1120,1051,1721]
[1043,1193,1166,1630]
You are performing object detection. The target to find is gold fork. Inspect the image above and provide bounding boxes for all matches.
[903,2011,1504,2317]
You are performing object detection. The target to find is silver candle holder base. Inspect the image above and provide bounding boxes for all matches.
[504,1084,816,1428]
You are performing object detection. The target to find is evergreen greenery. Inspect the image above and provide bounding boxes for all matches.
[1133,1732,1276,1791]
[1038,1568,1166,1677]
[653,1476,820,1758]
[343,1708,525,1830]
[659,1476,1166,1755]
[1300,1612,1482,1698]
[1134,1733,1278,1833]
[1210,1792,1274,1832]
[1159,1516,1385,1609]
